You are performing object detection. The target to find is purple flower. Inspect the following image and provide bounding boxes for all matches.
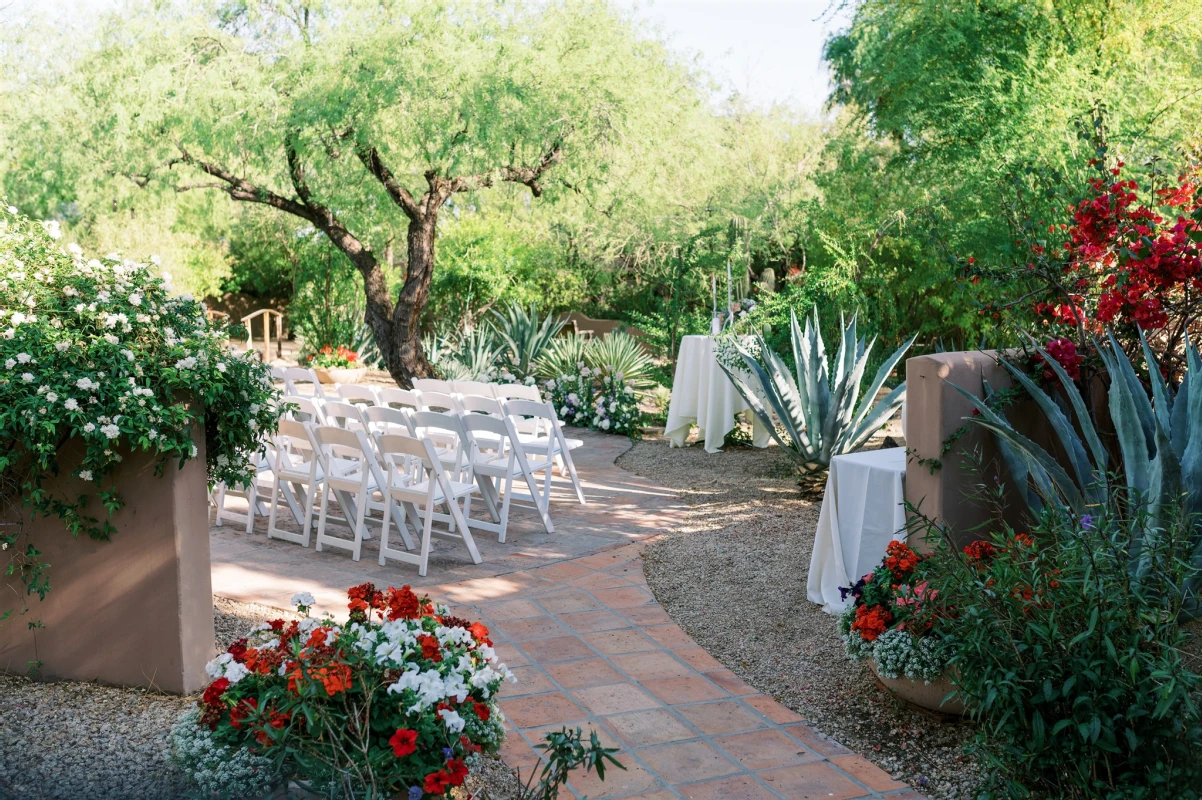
[1080,514,1094,530]
[408,787,423,800]
[442,747,454,760]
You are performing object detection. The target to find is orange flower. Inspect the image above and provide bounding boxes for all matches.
[315,662,353,696]
[851,604,893,641]
[468,622,492,646]
[883,541,919,580]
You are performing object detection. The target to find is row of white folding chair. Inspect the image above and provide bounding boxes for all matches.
[266,419,482,576]
[412,378,542,401]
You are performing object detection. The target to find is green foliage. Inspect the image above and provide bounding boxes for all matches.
[923,507,1202,798]
[518,727,624,800]
[427,327,504,383]
[534,335,591,382]
[954,331,1202,611]
[0,207,280,610]
[491,302,567,381]
[289,240,366,359]
[585,332,655,390]
[720,307,915,470]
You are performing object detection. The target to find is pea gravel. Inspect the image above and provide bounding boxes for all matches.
[619,433,982,800]
[0,598,518,800]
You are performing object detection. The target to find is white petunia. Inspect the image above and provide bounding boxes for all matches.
[67,243,83,256]
[438,708,466,734]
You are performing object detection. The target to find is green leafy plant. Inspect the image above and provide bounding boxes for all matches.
[585,331,654,390]
[516,727,624,800]
[0,207,281,609]
[922,506,1202,798]
[951,330,1202,610]
[534,334,590,382]
[491,302,566,381]
[427,327,504,383]
[720,307,915,471]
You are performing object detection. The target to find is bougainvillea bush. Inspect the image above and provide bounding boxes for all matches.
[173,584,512,799]
[838,541,951,684]
[0,206,279,601]
[921,510,1202,798]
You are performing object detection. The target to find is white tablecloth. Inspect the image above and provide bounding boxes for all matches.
[807,447,907,613]
[665,335,771,454]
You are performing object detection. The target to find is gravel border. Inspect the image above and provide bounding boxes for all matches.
[1,598,519,800]
[620,434,981,800]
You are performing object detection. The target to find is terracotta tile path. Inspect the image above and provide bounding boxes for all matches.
[209,430,922,799]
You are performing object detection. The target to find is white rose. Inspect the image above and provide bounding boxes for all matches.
[83,422,96,433]
[63,398,78,411]
[78,470,93,481]
[20,373,33,382]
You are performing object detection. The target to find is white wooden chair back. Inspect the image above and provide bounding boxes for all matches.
[282,394,326,426]
[377,387,421,412]
[494,383,541,402]
[451,380,495,398]
[417,391,462,414]
[321,400,368,432]
[337,384,379,407]
[503,398,556,438]
[410,409,471,479]
[459,393,503,417]
[413,378,453,393]
[284,367,326,398]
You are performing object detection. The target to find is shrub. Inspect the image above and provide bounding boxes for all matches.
[586,372,645,437]
[307,345,361,370]
[0,206,280,604]
[923,509,1202,798]
[179,585,512,798]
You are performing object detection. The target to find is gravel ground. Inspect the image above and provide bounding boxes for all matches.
[620,433,982,800]
[1,598,518,800]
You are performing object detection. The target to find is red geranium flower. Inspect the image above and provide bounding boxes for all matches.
[202,678,230,707]
[389,728,418,758]
[473,701,491,722]
[386,585,421,620]
[851,604,893,641]
[419,634,443,663]
[468,622,492,646]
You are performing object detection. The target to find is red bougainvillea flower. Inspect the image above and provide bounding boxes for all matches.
[202,678,231,707]
[389,728,418,758]
[851,604,893,641]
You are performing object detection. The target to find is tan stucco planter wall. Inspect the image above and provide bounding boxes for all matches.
[0,430,214,694]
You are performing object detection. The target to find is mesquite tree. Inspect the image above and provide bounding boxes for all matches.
[24,0,682,385]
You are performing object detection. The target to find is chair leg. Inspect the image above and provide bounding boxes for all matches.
[418,502,435,578]
[560,446,585,504]
[498,473,514,543]
[351,485,369,562]
[378,493,393,566]
[214,482,226,527]
[244,482,257,534]
[266,478,280,540]
[315,484,330,552]
[526,467,555,534]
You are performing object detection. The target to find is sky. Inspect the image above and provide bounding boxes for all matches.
[4,0,848,112]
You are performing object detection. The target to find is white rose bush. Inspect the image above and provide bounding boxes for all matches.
[0,206,280,603]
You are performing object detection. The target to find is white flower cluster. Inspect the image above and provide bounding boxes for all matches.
[870,627,948,683]
[169,708,277,797]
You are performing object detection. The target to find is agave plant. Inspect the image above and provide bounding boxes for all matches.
[535,334,591,381]
[586,331,655,390]
[491,302,567,380]
[952,330,1202,606]
[424,326,503,381]
[952,330,1201,525]
[351,323,384,369]
[719,307,916,471]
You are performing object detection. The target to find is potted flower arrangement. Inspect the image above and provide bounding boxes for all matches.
[838,541,963,715]
[171,583,513,798]
[307,344,367,384]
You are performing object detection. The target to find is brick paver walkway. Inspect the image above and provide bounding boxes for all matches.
[210,430,923,799]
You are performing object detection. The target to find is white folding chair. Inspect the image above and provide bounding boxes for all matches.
[266,419,324,547]
[321,400,369,432]
[283,367,327,398]
[494,384,542,402]
[413,378,453,393]
[337,384,379,407]
[417,391,462,414]
[377,387,422,413]
[462,413,555,539]
[311,426,388,561]
[451,380,496,398]
[504,399,586,504]
[376,433,482,576]
[362,405,416,445]
[282,394,327,426]
[459,394,504,417]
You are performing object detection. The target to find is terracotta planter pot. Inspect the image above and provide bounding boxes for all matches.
[314,366,367,385]
[868,658,966,717]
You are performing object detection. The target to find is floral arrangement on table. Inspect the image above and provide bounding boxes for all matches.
[0,205,280,605]
[838,541,951,683]
[306,344,360,369]
[171,584,512,799]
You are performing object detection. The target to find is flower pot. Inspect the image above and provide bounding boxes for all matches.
[868,658,966,717]
[314,366,367,385]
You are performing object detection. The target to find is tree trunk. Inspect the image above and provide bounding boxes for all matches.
[375,213,437,386]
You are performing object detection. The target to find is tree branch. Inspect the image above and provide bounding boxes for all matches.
[172,144,321,225]
[355,144,421,219]
[449,136,566,197]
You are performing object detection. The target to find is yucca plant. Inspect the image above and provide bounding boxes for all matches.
[491,302,567,380]
[586,331,655,390]
[535,334,591,381]
[720,307,916,471]
[951,330,1202,606]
